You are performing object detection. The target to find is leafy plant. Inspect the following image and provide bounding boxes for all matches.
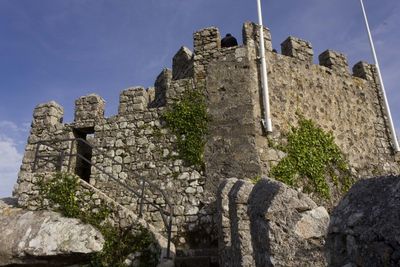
[37,173,157,267]
[37,173,81,218]
[270,117,352,199]
[163,89,208,167]
[91,225,157,267]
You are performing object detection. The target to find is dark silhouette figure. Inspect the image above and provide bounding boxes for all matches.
[221,33,238,48]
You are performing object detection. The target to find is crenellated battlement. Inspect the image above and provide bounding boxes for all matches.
[31,21,382,127]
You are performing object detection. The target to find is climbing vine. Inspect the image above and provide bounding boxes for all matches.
[163,89,209,167]
[37,173,157,267]
[270,117,352,199]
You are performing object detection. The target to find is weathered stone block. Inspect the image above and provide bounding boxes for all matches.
[193,27,221,54]
[32,101,64,129]
[352,61,375,81]
[149,69,171,108]
[242,21,272,51]
[327,176,400,266]
[0,198,104,266]
[319,49,349,74]
[118,87,148,114]
[217,178,329,267]
[74,94,105,127]
[172,46,194,80]
[281,36,313,63]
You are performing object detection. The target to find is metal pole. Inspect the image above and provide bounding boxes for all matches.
[359,0,400,152]
[256,0,272,132]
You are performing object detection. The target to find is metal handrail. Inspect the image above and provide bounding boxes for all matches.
[32,137,174,259]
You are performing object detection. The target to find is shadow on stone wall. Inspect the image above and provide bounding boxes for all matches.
[248,180,279,266]
[218,177,329,267]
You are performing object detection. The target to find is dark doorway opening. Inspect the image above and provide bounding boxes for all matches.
[73,127,94,183]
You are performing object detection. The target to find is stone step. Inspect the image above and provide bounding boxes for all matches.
[176,248,218,257]
[174,256,219,267]
[175,248,219,267]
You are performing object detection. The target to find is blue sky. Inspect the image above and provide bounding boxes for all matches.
[1,0,399,197]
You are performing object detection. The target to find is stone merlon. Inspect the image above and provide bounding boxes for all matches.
[281,36,313,63]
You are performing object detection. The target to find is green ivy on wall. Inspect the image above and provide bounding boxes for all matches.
[270,117,352,199]
[163,89,209,168]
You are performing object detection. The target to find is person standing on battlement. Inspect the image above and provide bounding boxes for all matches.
[221,33,238,48]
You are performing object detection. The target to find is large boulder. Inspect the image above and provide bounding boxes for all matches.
[0,198,104,266]
[327,175,400,267]
[217,178,330,267]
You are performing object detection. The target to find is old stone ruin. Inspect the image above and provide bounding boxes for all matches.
[2,21,400,266]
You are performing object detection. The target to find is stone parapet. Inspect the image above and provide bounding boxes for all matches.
[172,46,194,81]
[193,27,220,55]
[281,36,313,63]
[74,94,105,128]
[118,87,148,114]
[149,68,172,108]
[319,49,349,74]
[193,27,221,86]
[32,101,64,130]
[242,21,272,51]
[352,61,375,81]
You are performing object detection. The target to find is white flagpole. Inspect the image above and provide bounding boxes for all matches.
[256,0,272,132]
[359,0,399,152]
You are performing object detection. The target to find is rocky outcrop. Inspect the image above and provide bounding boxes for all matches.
[217,178,329,267]
[327,175,400,267]
[0,198,104,266]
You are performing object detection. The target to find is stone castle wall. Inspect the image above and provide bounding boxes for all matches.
[255,39,399,180]
[199,22,399,188]
[16,82,216,248]
[14,21,399,252]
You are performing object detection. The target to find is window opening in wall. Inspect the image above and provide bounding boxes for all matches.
[73,127,94,183]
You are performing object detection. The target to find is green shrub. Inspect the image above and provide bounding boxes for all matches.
[38,173,157,267]
[37,173,81,218]
[90,225,157,267]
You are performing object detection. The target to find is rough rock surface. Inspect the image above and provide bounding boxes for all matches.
[217,178,329,267]
[327,175,400,267]
[0,198,104,266]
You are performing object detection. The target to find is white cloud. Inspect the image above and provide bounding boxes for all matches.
[0,120,29,133]
[0,121,29,197]
[0,135,23,197]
